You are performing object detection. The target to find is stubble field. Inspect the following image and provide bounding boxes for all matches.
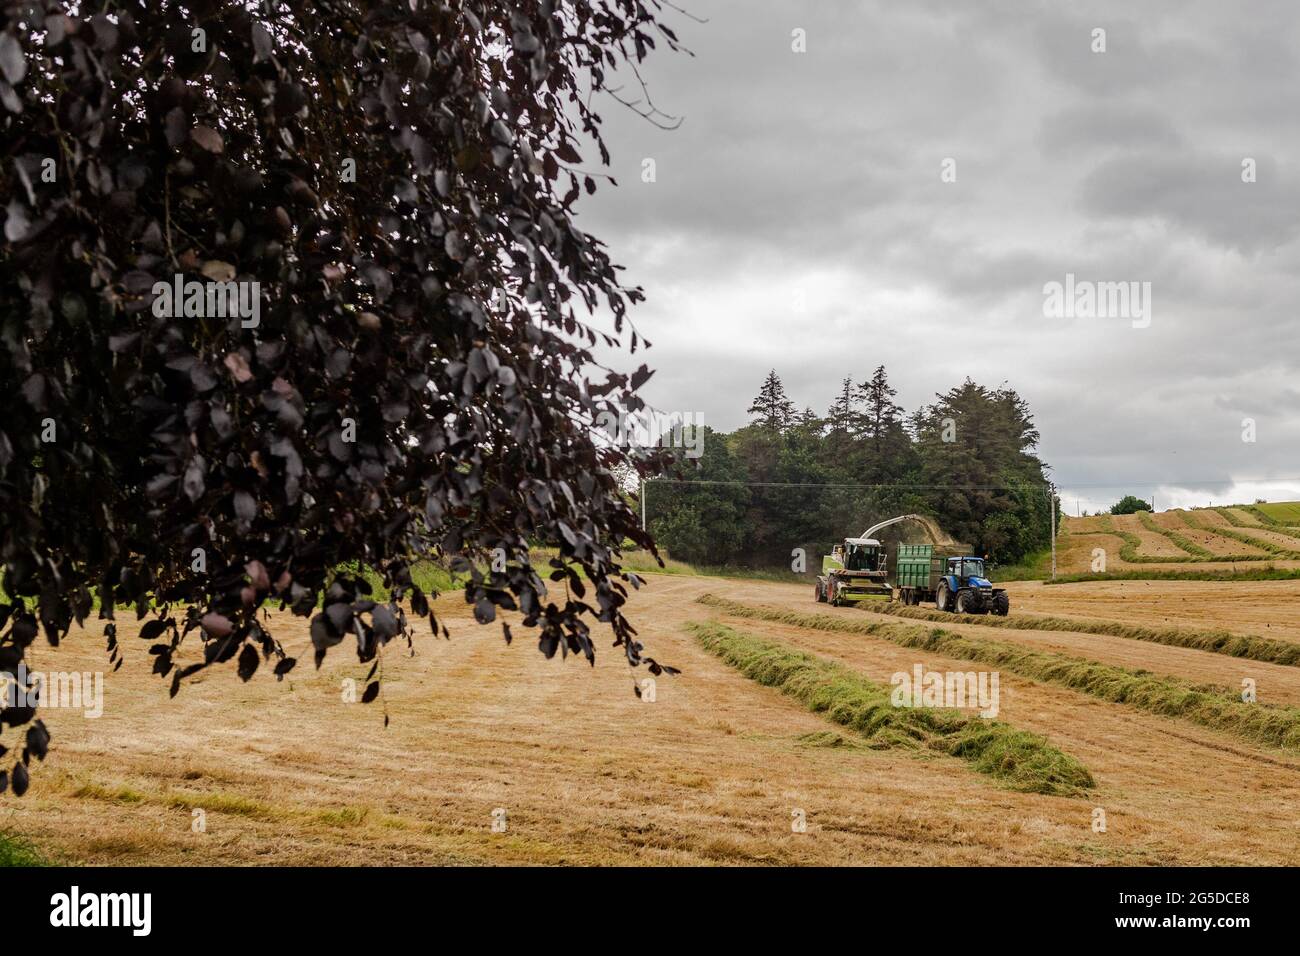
[6,532,1300,866]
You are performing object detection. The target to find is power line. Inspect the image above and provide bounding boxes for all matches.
[644,477,1300,491]
[646,478,1045,491]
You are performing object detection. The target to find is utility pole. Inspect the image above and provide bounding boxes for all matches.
[640,478,646,531]
[1049,483,1057,580]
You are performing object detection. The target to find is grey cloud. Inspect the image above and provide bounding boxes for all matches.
[1038,105,1182,157]
[1078,153,1300,252]
[579,0,1300,507]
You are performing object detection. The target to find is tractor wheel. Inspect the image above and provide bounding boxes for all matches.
[993,592,1009,616]
[955,590,970,614]
[935,583,950,612]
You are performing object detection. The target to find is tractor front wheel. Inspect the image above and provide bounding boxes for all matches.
[955,590,970,614]
[935,583,950,612]
[992,592,1009,616]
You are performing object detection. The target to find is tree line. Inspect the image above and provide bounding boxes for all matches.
[648,368,1058,568]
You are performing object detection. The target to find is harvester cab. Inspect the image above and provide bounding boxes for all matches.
[837,539,881,571]
[815,537,891,606]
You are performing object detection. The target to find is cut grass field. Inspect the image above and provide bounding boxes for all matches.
[1050,507,1300,578]
[851,595,1300,666]
[1137,511,1214,558]
[689,621,1094,795]
[1181,511,1300,559]
[697,595,1300,754]
[6,573,1300,866]
[1047,566,1300,583]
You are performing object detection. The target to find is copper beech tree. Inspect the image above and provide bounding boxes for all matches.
[0,0,685,794]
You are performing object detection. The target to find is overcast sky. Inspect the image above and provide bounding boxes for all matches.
[577,0,1300,514]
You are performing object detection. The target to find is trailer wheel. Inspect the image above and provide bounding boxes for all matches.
[935,583,951,612]
[992,592,1009,616]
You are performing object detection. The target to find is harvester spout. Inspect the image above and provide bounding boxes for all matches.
[859,514,926,540]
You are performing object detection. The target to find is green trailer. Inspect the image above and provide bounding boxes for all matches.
[893,543,1009,615]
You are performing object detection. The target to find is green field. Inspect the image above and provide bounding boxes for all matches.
[1252,501,1300,524]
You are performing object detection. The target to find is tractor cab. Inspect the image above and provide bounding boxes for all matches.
[945,556,989,586]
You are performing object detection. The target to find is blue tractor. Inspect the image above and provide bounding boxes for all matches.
[893,544,1009,615]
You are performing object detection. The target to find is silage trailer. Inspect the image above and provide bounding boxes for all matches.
[893,543,1009,615]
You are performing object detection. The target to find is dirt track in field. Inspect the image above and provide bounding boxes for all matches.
[6,571,1300,866]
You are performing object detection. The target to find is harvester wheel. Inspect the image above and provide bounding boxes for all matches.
[993,592,1009,616]
[935,583,950,612]
[814,581,827,603]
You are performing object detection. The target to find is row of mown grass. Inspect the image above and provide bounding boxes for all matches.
[697,595,1300,754]
[1072,515,1270,563]
[1214,508,1264,530]
[1181,511,1300,559]
[688,620,1094,795]
[1136,512,1215,558]
[1068,517,1187,564]
[850,595,1300,667]
[1046,566,1300,584]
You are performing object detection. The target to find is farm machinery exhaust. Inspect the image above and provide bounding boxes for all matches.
[814,514,1009,615]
